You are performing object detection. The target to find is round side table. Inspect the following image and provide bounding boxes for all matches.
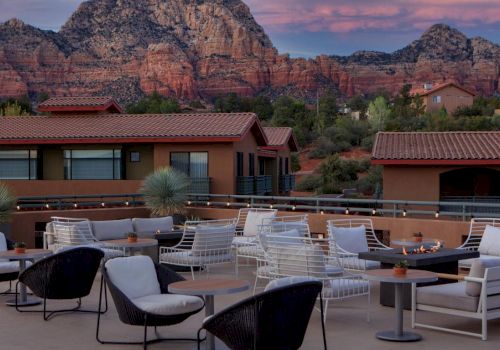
[169,278,250,350]
[364,269,437,342]
[0,249,53,306]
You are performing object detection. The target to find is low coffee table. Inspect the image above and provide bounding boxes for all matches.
[0,249,52,306]
[169,278,250,350]
[364,269,437,342]
[359,248,479,308]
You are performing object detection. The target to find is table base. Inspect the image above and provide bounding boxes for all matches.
[376,331,422,342]
[6,297,41,307]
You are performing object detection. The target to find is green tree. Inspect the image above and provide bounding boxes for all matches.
[319,154,359,194]
[126,91,180,114]
[347,95,368,114]
[368,96,390,131]
[315,90,338,134]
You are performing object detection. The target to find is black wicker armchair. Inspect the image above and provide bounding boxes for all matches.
[16,247,105,320]
[198,280,327,350]
[96,256,204,350]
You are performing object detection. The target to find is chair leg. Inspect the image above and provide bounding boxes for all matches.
[143,317,148,350]
[323,299,329,324]
[191,266,195,280]
[366,289,371,323]
[319,294,328,350]
[253,275,259,295]
[482,313,487,340]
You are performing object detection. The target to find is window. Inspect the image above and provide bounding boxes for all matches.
[170,152,208,178]
[64,149,122,180]
[279,157,283,175]
[285,157,289,175]
[259,158,265,176]
[432,96,442,103]
[129,151,140,162]
[236,152,244,177]
[0,150,37,179]
[249,153,255,177]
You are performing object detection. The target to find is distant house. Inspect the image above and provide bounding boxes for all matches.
[38,96,123,115]
[410,82,474,114]
[372,132,500,203]
[0,108,297,197]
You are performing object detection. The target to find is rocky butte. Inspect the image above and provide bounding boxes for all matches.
[1,0,500,104]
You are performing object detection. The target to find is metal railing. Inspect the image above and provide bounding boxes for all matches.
[440,196,500,214]
[255,175,272,195]
[189,177,211,194]
[13,192,500,221]
[236,176,256,195]
[279,174,295,192]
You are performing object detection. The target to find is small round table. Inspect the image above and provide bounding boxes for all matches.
[168,279,250,350]
[364,269,437,342]
[0,249,53,306]
[102,238,158,256]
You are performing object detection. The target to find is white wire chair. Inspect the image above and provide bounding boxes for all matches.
[458,218,500,269]
[49,217,123,260]
[159,219,237,279]
[327,218,389,273]
[233,208,277,247]
[265,235,370,323]
[236,214,308,276]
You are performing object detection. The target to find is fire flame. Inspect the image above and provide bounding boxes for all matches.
[402,240,442,255]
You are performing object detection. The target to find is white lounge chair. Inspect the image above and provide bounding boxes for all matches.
[459,218,500,269]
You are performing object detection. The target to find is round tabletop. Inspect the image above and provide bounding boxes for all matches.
[391,239,443,247]
[0,249,52,260]
[168,279,250,296]
[102,238,158,249]
[364,269,438,284]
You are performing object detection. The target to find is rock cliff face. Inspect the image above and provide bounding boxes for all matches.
[1,1,500,103]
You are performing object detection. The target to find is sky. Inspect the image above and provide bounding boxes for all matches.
[1,0,500,57]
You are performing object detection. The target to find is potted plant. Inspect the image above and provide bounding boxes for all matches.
[413,232,423,243]
[140,167,190,224]
[127,232,138,243]
[14,242,27,254]
[393,260,409,276]
[0,182,15,238]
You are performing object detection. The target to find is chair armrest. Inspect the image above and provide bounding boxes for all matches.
[159,246,191,254]
[43,231,55,249]
[436,273,466,281]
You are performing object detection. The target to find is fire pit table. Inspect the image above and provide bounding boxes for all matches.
[358,248,479,309]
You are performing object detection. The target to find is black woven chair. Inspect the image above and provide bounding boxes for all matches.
[197,280,327,350]
[16,247,106,320]
[96,257,205,350]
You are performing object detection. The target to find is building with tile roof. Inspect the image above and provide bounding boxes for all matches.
[0,111,298,197]
[409,82,474,114]
[38,96,123,114]
[372,132,500,203]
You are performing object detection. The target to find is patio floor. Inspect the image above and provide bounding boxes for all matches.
[1,263,499,350]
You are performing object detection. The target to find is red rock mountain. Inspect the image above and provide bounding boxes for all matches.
[1,0,500,103]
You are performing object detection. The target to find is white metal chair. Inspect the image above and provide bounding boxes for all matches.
[159,219,237,279]
[233,208,277,247]
[412,259,500,340]
[236,214,308,276]
[459,218,500,269]
[327,218,389,273]
[265,235,370,323]
[48,217,123,260]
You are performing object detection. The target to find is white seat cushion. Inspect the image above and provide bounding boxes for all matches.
[243,211,276,237]
[160,251,233,266]
[324,278,369,298]
[330,225,368,253]
[460,255,500,268]
[105,256,160,299]
[92,219,134,241]
[237,245,264,258]
[339,257,380,270]
[132,294,203,316]
[132,217,173,238]
[0,261,32,274]
[478,225,500,256]
[325,264,344,276]
[417,282,479,312]
[466,258,500,296]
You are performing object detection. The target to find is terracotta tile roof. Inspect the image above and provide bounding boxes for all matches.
[38,96,123,113]
[0,113,267,145]
[262,127,299,151]
[409,82,475,97]
[372,132,500,164]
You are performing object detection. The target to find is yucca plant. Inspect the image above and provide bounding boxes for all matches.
[0,182,15,223]
[140,167,190,217]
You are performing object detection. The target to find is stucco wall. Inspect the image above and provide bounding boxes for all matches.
[423,85,473,113]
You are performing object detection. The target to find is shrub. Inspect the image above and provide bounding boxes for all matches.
[0,182,15,223]
[295,175,323,192]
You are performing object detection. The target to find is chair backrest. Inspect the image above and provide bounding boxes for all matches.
[236,208,277,236]
[327,218,386,252]
[51,217,97,246]
[105,255,161,300]
[266,236,328,279]
[176,219,236,255]
[203,280,322,350]
[19,247,104,299]
[0,232,7,252]
[132,216,173,237]
[259,219,311,251]
[463,218,500,251]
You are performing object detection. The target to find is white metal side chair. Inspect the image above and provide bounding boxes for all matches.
[236,214,308,276]
[459,218,500,269]
[327,219,389,273]
[159,219,237,279]
[233,208,277,247]
[412,258,500,340]
[265,235,370,323]
[48,217,123,260]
